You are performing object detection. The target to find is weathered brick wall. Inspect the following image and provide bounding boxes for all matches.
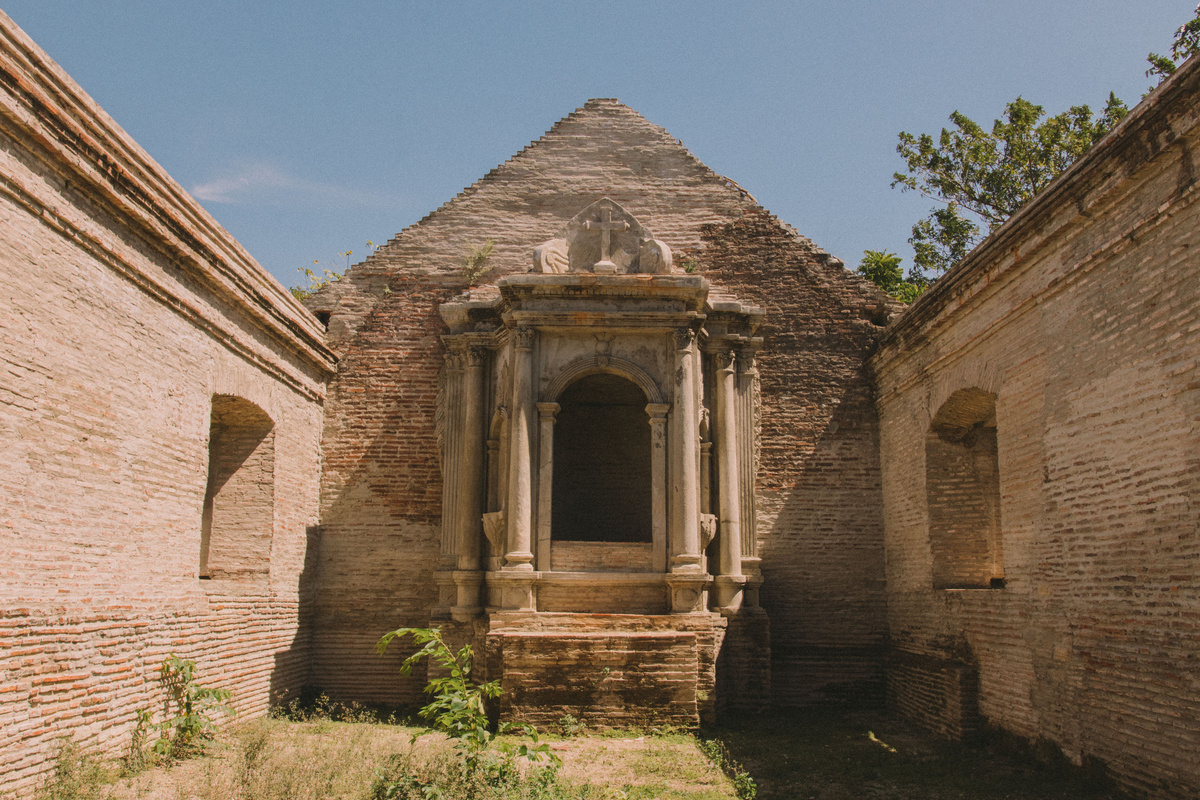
[872,58,1200,798]
[0,15,332,795]
[310,99,892,709]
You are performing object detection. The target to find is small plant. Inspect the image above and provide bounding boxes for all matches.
[557,714,583,737]
[152,654,234,761]
[679,257,699,274]
[290,240,376,300]
[461,240,495,285]
[374,626,558,798]
[699,738,757,800]
[122,708,154,774]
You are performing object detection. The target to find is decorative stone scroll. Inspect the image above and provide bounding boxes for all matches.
[532,198,673,274]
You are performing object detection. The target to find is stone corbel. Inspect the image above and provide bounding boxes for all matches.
[482,510,506,553]
[700,513,717,550]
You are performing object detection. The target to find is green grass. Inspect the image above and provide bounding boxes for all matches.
[36,709,1126,800]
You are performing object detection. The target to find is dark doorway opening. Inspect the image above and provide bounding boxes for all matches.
[552,373,652,542]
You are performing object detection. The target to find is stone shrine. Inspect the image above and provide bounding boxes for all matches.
[2,10,1199,796]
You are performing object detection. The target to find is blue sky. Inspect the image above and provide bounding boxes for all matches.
[4,2,1192,289]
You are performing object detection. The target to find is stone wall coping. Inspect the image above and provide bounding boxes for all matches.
[0,12,335,380]
[874,52,1200,373]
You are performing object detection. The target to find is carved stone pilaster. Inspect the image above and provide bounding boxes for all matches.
[714,348,745,612]
[670,326,703,576]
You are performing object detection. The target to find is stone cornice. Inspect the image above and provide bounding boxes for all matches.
[0,12,336,389]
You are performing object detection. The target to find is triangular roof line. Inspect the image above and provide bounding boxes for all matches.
[374,98,823,259]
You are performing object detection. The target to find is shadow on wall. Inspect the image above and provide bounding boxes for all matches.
[758,382,889,708]
[269,524,323,706]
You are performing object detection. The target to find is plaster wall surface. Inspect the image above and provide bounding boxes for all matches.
[0,15,333,795]
[872,59,1200,799]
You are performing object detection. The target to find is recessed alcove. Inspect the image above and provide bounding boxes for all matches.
[552,373,652,544]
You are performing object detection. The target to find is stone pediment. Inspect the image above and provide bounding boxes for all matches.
[533,198,673,275]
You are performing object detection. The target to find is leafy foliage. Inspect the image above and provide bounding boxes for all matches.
[1147,4,1200,84]
[893,94,1128,277]
[856,249,924,303]
[461,240,496,285]
[153,654,234,761]
[290,240,375,300]
[375,626,559,799]
[698,738,757,800]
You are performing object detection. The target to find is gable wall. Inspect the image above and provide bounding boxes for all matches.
[871,60,1200,798]
[0,16,333,795]
[310,100,892,708]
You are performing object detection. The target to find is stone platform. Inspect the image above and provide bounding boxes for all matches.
[482,612,727,730]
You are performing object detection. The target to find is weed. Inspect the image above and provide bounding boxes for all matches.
[461,240,495,285]
[558,714,584,737]
[698,739,756,800]
[152,654,233,761]
[35,740,117,800]
[374,626,560,798]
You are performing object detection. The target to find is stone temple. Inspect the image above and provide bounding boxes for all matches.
[1,11,1198,799]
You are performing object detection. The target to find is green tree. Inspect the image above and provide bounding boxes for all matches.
[1147,4,1200,84]
[893,95,1128,278]
[856,249,924,303]
[897,94,1128,278]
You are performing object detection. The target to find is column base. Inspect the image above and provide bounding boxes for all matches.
[666,573,711,613]
[490,569,537,611]
[451,570,485,621]
[741,556,764,609]
[713,574,748,614]
[432,568,457,621]
[503,551,535,571]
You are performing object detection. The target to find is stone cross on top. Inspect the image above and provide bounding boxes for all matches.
[582,205,630,272]
[533,198,674,275]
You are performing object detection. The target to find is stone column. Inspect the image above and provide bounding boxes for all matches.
[667,327,708,612]
[452,345,487,621]
[497,326,537,611]
[737,346,764,609]
[505,326,536,571]
[714,349,746,612]
[646,403,670,573]
[536,402,559,572]
[433,343,464,620]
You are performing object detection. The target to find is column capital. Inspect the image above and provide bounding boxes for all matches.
[465,345,490,366]
[513,326,536,350]
[536,401,560,418]
[672,326,696,351]
[716,350,737,373]
[645,403,671,420]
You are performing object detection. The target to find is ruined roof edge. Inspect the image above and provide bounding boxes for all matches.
[0,11,335,378]
[371,98,838,262]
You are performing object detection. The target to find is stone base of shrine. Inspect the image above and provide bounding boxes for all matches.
[479,611,767,730]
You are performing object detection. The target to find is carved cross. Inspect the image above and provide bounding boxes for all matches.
[582,206,629,265]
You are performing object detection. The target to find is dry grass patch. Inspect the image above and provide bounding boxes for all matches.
[51,719,738,800]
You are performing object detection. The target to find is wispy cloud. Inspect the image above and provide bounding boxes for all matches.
[191,162,397,209]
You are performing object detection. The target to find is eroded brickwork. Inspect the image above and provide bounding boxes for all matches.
[0,15,333,795]
[310,100,891,710]
[872,59,1200,798]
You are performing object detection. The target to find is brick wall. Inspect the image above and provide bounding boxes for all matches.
[0,15,332,795]
[872,58,1200,798]
[310,99,892,709]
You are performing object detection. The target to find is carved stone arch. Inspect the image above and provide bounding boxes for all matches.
[543,356,665,404]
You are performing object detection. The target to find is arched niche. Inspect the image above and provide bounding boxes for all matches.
[551,373,653,545]
[926,387,1004,589]
[544,355,665,404]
